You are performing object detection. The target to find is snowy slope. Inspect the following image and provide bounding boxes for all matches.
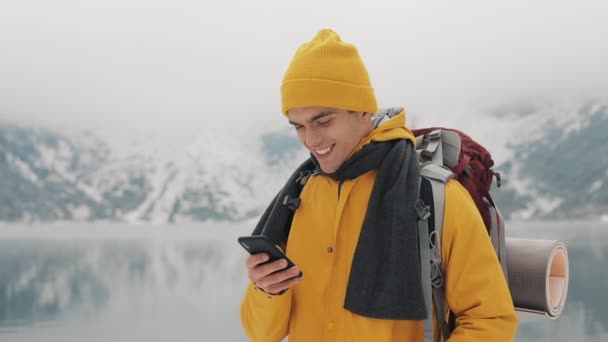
[489,99,608,219]
[0,124,304,223]
[1,99,606,223]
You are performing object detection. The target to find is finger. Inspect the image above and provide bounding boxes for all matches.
[255,266,301,289]
[251,259,289,280]
[246,253,270,269]
[265,269,303,294]
[249,259,289,283]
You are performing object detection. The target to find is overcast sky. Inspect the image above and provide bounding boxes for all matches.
[1,0,607,135]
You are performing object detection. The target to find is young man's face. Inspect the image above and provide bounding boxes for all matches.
[287,107,372,173]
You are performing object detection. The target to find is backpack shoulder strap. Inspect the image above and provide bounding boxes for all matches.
[487,198,508,279]
[417,177,434,342]
[418,165,453,342]
[416,129,461,341]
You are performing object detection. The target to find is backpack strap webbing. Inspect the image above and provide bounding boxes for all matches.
[418,164,453,342]
[417,177,434,342]
[488,201,508,279]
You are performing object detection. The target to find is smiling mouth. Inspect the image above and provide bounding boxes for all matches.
[315,145,333,156]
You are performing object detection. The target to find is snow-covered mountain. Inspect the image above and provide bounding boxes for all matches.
[1,100,606,223]
[488,100,608,220]
[0,124,305,223]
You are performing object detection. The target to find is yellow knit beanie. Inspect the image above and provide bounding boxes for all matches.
[281,29,378,115]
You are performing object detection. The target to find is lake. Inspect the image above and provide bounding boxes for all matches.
[0,220,606,341]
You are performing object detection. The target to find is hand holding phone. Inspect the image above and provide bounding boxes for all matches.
[238,235,303,294]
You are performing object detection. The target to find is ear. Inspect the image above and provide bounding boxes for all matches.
[361,112,373,120]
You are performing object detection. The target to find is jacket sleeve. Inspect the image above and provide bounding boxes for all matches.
[240,281,292,342]
[440,180,518,342]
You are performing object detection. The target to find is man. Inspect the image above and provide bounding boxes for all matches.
[241,28,517,341]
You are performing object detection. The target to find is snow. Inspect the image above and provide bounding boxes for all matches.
[111,127,282,223]
[33,136,104,202]
[488,98,607,219]
[69,204,92,221]
[3,96,607,223]
[123,163,168,223]
[534,196,564,215]
[7,153,41,185]
[588,180,603,193]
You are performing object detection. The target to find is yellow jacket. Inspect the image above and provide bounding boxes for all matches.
[241,111,518,341]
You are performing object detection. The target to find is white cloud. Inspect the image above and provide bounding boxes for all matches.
[0,0,606,134]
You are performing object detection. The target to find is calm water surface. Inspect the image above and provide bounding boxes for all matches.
[0,221,606,342]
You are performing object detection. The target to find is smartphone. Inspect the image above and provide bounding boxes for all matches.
[238,235,302,277]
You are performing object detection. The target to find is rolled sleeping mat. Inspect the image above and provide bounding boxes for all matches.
[505,238,569,318]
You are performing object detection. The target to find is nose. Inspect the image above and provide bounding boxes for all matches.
[305,128,323,148]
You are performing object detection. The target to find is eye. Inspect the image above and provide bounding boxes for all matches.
[318,119,332,126]
[294,125,303,131]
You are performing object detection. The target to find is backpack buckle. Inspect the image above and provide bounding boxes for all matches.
[431,264,444,288]
[414,199,431,221]
[495,172,502,188]
[429,231,444,288]
[296,170,313,185]
[430,252,444,288]
[428,130,442,140]
[283,195,301,211]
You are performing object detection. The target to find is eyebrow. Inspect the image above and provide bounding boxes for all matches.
[288,111,335,126]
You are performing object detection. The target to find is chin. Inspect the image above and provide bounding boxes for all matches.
[320,164,338,174]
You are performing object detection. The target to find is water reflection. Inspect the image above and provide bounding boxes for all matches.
[0,221,605,341]
[0,224,250,341]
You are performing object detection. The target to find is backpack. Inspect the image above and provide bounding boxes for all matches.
[411,128,507,342]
